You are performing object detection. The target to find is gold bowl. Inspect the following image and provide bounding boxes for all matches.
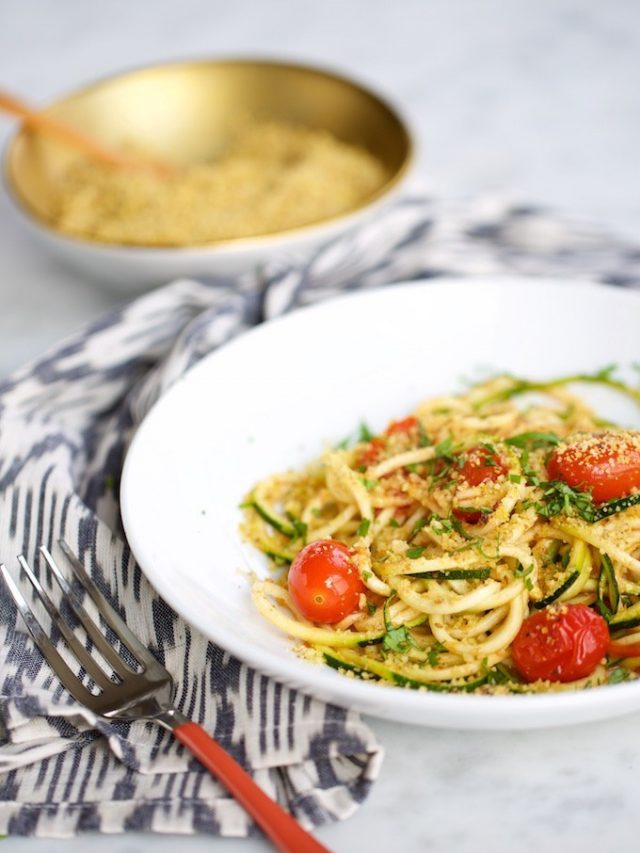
[3,58,413,291]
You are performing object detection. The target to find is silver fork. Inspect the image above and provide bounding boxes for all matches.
[0,541,330,853]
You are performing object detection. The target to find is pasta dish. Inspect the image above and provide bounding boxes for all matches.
[242,369,640,695]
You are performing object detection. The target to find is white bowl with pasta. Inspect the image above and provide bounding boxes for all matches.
[121,277,640,729]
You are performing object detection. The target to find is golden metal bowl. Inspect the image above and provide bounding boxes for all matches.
[3,59,413,290]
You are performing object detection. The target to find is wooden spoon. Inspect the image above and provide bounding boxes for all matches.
[0,89,174,177]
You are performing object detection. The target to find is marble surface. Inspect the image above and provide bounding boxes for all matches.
[2,1,640,851]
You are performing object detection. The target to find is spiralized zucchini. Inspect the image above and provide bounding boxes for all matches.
[241,371,640,694]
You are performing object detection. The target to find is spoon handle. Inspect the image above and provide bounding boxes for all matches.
[0,89,173,176]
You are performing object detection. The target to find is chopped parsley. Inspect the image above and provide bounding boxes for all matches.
[357,518,371,537]
[480,441,499,456]
[334,434,352,450]
[431,514,454,536]
[409,517,428,539]
[532,480,597,523]
[431,514,476,541]
[474,365,640,409]
[406,546,426,559]
[423,435,464,488]
[358,422,375,442]
[505,432,561,449]
[383,625,418,654]
[434,436,455,459]
[608,666,632,685]
[486,663,522,685]
[361,477,380,492]
[515,563,535,591]
[418,423,431,447]
[286,514,308,543]
[427,641,445,666]
[382,593,419,654]
[334,420,377,449]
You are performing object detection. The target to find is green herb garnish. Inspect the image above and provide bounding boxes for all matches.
[427,641,444,666]
[534,480,597,523]
[406,546,426,559]
[361,477,380,492]
[358,422,375,442]
[474,366,640,409]
[286,514,308,543]
[505,432,561,449]
[608,666,632,684]
[434,436,455,459]
[357,518,371,537]
[382,594,418,654]
[418,423,431,447]
[409,518,428,539]
[515,563,535,591]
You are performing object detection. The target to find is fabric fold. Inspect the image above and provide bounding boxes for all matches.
[0,277,380,838]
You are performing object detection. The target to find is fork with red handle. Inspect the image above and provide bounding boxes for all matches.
[0,540,331,853]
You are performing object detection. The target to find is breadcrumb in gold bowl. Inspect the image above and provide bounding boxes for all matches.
[3,59,413,290]
[52,121,389,247]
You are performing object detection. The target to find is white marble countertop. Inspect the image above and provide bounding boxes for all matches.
[2,1,640,851]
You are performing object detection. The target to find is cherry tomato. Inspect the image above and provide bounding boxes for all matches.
[547,432,640,503]
[453,446,508,523]
[358,437,385,467]
[288,540,364,624]
[608,638,640,659]
[511,604,609,683]
[386,416,418,436]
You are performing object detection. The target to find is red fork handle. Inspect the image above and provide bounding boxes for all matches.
[173,721,332,853]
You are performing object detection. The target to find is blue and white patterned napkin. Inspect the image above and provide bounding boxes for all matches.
[0,196,638,839]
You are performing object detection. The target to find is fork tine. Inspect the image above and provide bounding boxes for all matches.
[0,562,97,706]
[39,545,138,676]
[17,555,114,690]
[56,540,160,671]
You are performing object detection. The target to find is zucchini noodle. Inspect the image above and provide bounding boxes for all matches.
[241,372,640,695]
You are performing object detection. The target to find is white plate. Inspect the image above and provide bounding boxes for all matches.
[121,277,640,729]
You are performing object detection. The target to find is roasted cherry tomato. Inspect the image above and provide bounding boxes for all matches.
[547,432,640,503]
[288,540,364,624]
[453,445,508,523]
[386,416,418,436]
[511,604,609,683]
